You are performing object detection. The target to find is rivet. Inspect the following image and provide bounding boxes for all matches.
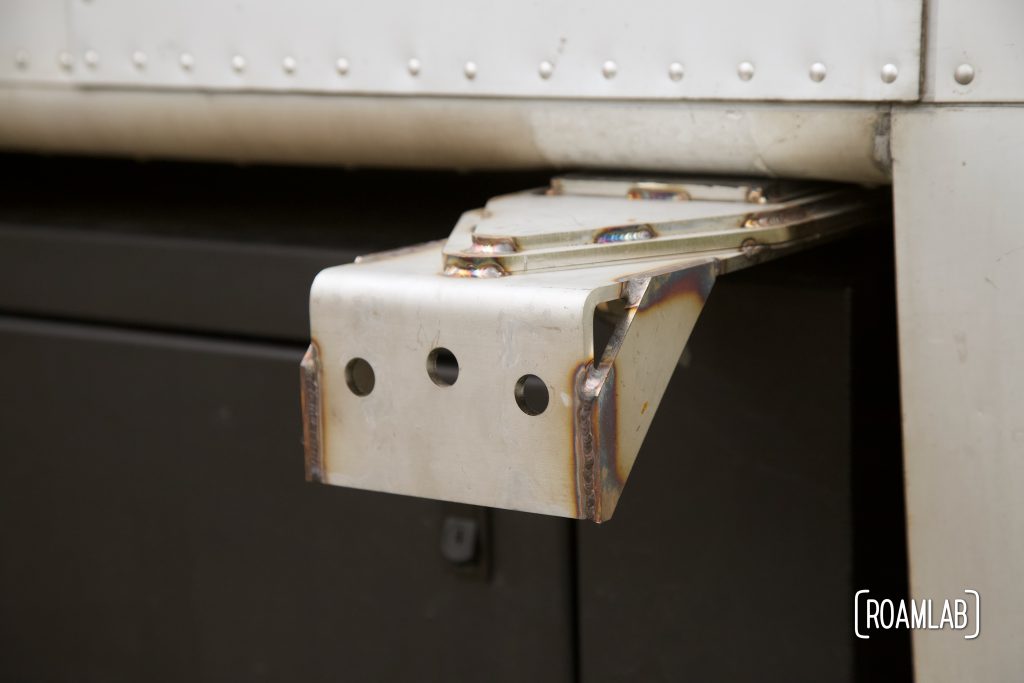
[737,61,755,81]
[668,62,684,81]
[132,51,147,69]
[880,63,899,84]
[282,55,297,74]
[84,50,99,68]
[538,60,554,79]
[14,50,29,70]
[954,63,975,85]
[463,61,477,80]
[179,52,194,71]
[601,60,617,79]
[407,58,421,76]
[57,51,73,70]
[231,54,246,73]
[335,57,349,76]
[809,62,827,82]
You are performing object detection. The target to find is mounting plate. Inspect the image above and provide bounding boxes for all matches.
[303,176,875,521]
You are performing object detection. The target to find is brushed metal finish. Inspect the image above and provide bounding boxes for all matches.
[305,178,873,520]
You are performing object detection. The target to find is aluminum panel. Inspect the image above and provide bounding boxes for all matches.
[925,0,1024,102]
[0,92,894,182]
[46,0,922,101]
[0,0,69,84]
[892,106,1024,681]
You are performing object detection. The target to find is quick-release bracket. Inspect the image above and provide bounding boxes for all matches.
[302,176,874,521]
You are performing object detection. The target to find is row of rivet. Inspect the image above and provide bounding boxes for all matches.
[13,50,977,86]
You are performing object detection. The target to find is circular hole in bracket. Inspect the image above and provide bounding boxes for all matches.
[344,357,375,396]
[427,347,459,387]
[515,374,549,416]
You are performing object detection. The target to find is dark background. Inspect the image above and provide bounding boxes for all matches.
[0,155,910,682]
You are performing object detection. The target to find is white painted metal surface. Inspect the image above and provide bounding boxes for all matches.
[0,0,68,85]
[0,91,893,183]
[0,0,922,101]
[892,106,1024,682]
[924,0,1024,102]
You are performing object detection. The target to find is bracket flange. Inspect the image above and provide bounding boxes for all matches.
[303,176,874,521]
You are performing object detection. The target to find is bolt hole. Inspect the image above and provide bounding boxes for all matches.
[344,357,375,396]
[515,374,549,416]
[427,347,459,387]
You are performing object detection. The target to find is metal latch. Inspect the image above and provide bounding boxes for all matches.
[301,176,873,521]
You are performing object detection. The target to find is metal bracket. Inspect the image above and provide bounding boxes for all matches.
[302,176,874,521]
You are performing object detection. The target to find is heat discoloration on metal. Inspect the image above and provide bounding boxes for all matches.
[300,340,324,483]
[636,263,716,314]
[304,176,874,521]
[742,204,811,228]
[571,263,715,522]
[466,236,518,254]
[594,224,656,244]
[572,362,599,520]
[442,178,875,276]
[572,361,620,522]
[442,256,508,278]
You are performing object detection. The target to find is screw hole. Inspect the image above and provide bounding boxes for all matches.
[344,357,375,396]
[427,347,459,387]
[515,374,549,416]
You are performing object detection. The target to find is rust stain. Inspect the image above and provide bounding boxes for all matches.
[641,401,648,415]
[300,340,325,484]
